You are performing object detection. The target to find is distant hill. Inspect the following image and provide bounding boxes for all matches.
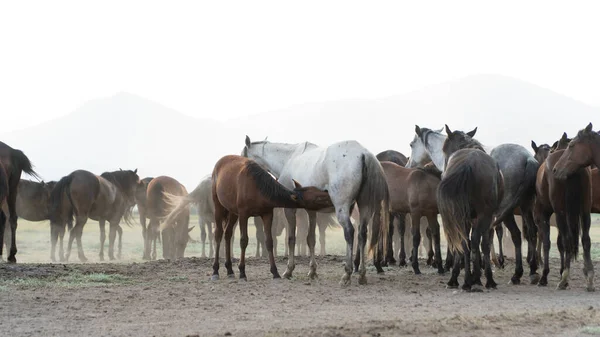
[2,75,598,190]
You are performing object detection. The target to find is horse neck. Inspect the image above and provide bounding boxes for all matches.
[425,133,447,172]
[256,142,303,177]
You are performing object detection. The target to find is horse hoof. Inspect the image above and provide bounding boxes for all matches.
[470,284,484,292]
[8,257,16,264]
[211,274,219,281]
[529,273,541,285]
[240,276,247,281]
[282,271,293,279]
[446,280,459,289]
[307,271,318,280]
[412,267,421,275]
[486,281,498,289]
[358,274,368,285]
[227,273,235,279]
[339,274,351,287]
[510,277,521,285]
[586,286,595,292]
[99,256,104,262]
[556,283,568,290]
[398,260,407,267]
[437,268,445,275]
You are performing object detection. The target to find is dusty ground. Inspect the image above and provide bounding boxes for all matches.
[1,254,600,337]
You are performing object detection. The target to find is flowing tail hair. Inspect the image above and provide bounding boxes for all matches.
[10,149,41,181]
[437,165,473,254]
[561,171,585,261]
[356,153,390,262]
[49,174,74,224]
[161,192,196,231]
[491,157,538,228]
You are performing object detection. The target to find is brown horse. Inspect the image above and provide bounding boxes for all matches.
[378,161,444,275]
[0,163,8,257]
[534,146,593,291]
[146,176,193,260]
[210,155,333,280]
[550,132,572,152]
[438,125,504,290]
[376,150,408,166]
[0,142,40,263]
[49,169,139,262]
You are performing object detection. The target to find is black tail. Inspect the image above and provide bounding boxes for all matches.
[0,165,8,205]
[49,174,74,224]
[437,165,473,253]
[562,172,583,261]
[491,157,539,227]
[10,149,41,181]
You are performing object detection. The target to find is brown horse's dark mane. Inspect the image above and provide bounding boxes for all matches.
[417,164,442,179]
[101,170,138,225]
[245,161,297,206]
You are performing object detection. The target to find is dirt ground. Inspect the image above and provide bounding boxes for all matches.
[1,254,599,337]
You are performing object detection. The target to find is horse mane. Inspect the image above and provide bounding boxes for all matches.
[245,161,295,204]
[417,163,442,179]
[100,170,137,225]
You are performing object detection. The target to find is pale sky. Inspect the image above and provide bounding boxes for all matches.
[1,0,599,133]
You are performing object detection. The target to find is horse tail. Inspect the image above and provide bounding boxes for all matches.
[356,153,390,262]
[562,172,583,261]
[0,164,8,206]
[491,157,539,227]
[437,165,472,254]
[49,174,74,224]
[161,191,193,231]
[10,149,41,181]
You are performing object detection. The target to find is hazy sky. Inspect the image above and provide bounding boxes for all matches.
[1,1,599,133]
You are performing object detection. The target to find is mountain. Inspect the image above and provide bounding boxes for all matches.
[0,92,231,189]
[231,74,599,155]
[2,75,598,190]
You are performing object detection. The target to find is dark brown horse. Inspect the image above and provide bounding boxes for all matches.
[378,161,444,275]
[146,176,193,260]
[534,146,593,291]
[437,125,503,290]
[376,150,408,167]
[550,132,572,152]
[0,141,40,263]
[49,169,139,262]
[0,163,8,258]
[210,155,333,280]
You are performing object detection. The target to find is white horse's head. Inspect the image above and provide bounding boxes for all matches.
[406,125,444,169]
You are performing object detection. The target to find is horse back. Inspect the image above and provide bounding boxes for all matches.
[147,176,187,218]
[380,161,411,212]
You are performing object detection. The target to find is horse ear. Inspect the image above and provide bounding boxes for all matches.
[531,140,539,153]
[245,135,251,147]
[134,168,137,174]
[292,179,302,189]
[585,122,593,132]
[188,227,194,233]
[415,125,422,137]
[435,127,444,133]
[264,136,268,141]
[561,132,568,141]
[467,127,477,138]
[119,168,123,171]
[444,124,452,136]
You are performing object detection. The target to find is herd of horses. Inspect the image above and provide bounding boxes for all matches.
[0,121,599,292]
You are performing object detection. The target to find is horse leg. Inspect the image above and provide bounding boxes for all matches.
[238,215,250,280]
[447,250,462,288]
[212,211,225,280]
[504,215,524,285]
[494,223,505,268]
[282,208,297,279]
[254,216,264,258]
[50,223,60,262]
[557,229,570,290]
[410,212,422,275]
[306,211,319,279]
[427,215,444,274]
[397,214,407,266]
[261,212,280,279]
[74,216,88,262]
[481,220,497,289]
[470,223,483,290]
[117,225,123,259]
[59,223,67,262]
[337,205,355,286]
[98,220,106,261]
[5,195,18,263]
[0,211,5,261]
[537,211,552,287]
[425,226,434,266]
[382,213,395,266]
[208,222,215,259]
[521,205,540,284]
[581,212,595,292]
[223,214,238,278]
[318,219,327,256]
[462,238,473,291]
[108,220,120,261]
[199,219,207,258]
[444,247,454,272]
[140,212,147,257]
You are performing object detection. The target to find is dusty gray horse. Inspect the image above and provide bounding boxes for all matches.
[2,179,73,257]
